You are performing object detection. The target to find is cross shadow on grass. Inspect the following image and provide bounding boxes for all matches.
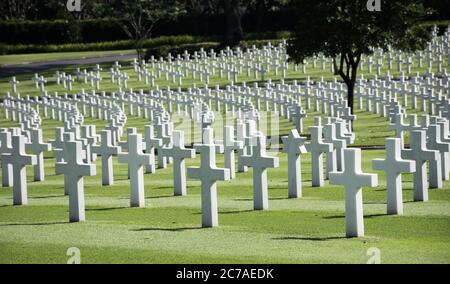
[118,194,173,200]
[363,201,386,205]
[153,186,174,190]
[269,197,291,200]
[145,194,174,199]
[323,213,387,219]
[219,209,254,214]
[234,197,290,201]
[272,236,346,241]
[30,195,64,199]
[86,207,127,211]
[131,226,203,232]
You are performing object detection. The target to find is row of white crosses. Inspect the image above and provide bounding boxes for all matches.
[7,26,447,100]
[391,113,450,184]
[1,28,449,237]
[358,26,450,76]
[1,100,449,238]
[78,77,352,137]
[3,92,85,125]
[0,116,446,238]
[354,72,450,121]
[116,26,449,90]
[8,74,356,141]
[54,71,74,91]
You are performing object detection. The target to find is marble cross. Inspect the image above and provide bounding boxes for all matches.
[161,130,195,196]
[91,130,121,185]
[1,135,37,205]
[329,148,378,237]
[306,126,333,187]
[402,130,439,201]
[372,138,415,215]
[187,127,230,227]
[221,125,243,179]
[25,128,51,181]
[10,76,19,93]
[55,138,96,222]
[427,124,450,189]
[323,123,346,175]
[239,132,279,210]
[0,130,13,187]
[282,129,308,198]
[236,121,249,172]
[119,127,137,179]
[118,130,152,207]
[143,125,162,174]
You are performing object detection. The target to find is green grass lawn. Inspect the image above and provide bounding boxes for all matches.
[0,148,449,263]
[0,50,444,98]
[0,50,136,66]
[0,49,449,264]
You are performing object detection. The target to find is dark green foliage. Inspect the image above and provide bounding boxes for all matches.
[0,33,289,55]
[0,35,201,55]
[287,0,431,113]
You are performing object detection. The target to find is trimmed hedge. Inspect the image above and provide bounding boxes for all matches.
[0,35,207,55]
[0,10,297,45]
[0,31,292,55]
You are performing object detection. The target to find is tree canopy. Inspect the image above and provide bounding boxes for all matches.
[287,0,432,113]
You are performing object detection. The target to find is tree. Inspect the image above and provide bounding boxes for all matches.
[107,0,184,61]
[247,0,290,32]
[287,0,431,114]
[219,0,247,47]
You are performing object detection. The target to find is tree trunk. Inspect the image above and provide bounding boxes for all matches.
[347,81,354,114]
[254,0,265,32]
[135,39,144,62]
[221,0,244,47]
[348,61,359,115]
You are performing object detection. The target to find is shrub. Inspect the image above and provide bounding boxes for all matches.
[0,35,208,55]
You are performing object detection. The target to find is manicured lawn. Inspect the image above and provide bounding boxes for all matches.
[0,49,449,264]
[0,148,449,263]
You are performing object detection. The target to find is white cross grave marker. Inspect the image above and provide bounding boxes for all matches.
[1,135,37,205]
[0,130,13,187]
[55,139,96,222]
[282,129,308,198]
[306,126,333,187]
[25,128,51,181]
[372,138,415,215]
[187,128,230,227]
[221,125,243,179]
[118,130,151,207]
[329,148,378,237]
[91,130,121,185]
[402,130,439,201]
[239,132,279,210]
[161,130,195,196]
